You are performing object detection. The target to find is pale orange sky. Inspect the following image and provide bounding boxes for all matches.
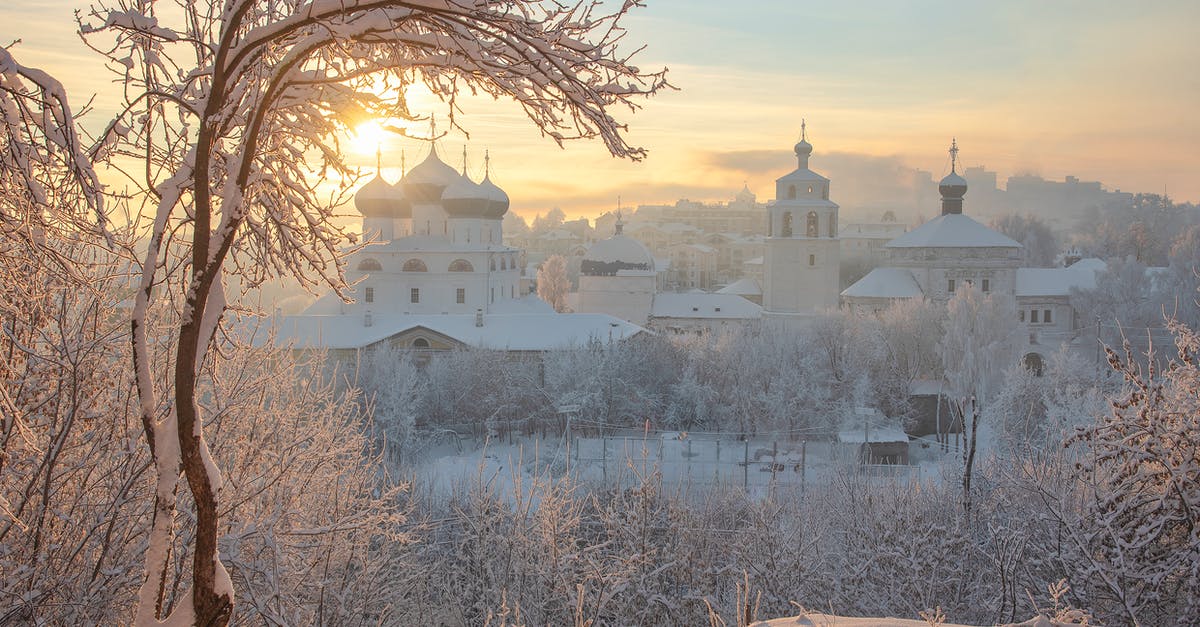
[7,0,1199,222]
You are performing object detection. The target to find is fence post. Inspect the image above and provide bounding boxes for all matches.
[743,439,749,490]
[602,436,607,483]
[800,440,807,496]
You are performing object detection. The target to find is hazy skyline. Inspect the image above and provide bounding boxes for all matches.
[7,0,1198,220]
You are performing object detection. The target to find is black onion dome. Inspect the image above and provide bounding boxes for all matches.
[939,171,968,199]
[401,148,459,203]
[480,174,510,218]
[441,173,490,218]
[354,175,394,217]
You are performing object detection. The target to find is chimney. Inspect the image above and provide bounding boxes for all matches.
[475,308,484,327]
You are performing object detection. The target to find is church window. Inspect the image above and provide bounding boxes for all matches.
[1030,309,1039,323]
[982,279,990,293]
[511,286,515,298]
[449,259,473,272]
[1019,310,1025,322]
[781,212,793,237]
[787,185,796,200]
[1043,309,1052,323]
[490,258,496,271]
[457,288,465,304]
[809,254,815,267]
[364,287,374,303]
[501,257,507,270]
[410,288,420,304]
[357,258,382,272]
[412,337,430,349]
[947,279,956,293]
[807,185,813,194]
[828,218,835,238]
[402,258,428,272]
[806,212,818,237]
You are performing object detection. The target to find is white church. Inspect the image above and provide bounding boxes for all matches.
[276,147,644,355]
[842,140,1106,367]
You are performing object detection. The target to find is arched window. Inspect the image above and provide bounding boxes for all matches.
[356,258,382,272]
[807,185,813,194]
[490,258,496,271]
[412,337,430,349]
[500,257,507,271]
[448,259,473,272]
[828,217,836,238]
[787,185,796,200]
[1023,352,1045,377]
[402,258,428,272]
[806,211,818,237]
[781,212,793,237]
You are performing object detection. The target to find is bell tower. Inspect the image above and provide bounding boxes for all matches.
[762,121,841,321]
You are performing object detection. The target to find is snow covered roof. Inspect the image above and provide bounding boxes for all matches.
[583,234,654,266]
[1015,260,1105,297]
[885,214,1021,249]
[716,277,762,296]
[776,167,829,184]
[909,379,944,396]
[837,426,910,444]
[274,312,644,351]
[650,292,762,320]
[840,222,908,239]
[841,267,923,299]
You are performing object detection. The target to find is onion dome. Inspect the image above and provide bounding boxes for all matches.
[938,171,968,199]
[794,137,813,157]
[580,228,654,276]
[939,138,967,215]
[401,147,459,203]
[441,173,490,218]
[387,182,412,219]
[480,174,510,218]
[354,175,395,217]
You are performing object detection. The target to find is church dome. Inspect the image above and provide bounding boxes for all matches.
[441,173,490,218]
[938,171,968,199]
[480,174,510,218]
[354,175,396,217]
[794,138,813,157]
[387,181,412,219]
[580,232,654,276]
[401,147,459,203]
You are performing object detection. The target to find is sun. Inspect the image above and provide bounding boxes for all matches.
[350,119,390,158]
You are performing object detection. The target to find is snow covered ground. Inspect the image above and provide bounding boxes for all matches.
[758,614,1071,626]
[406,432,958,500]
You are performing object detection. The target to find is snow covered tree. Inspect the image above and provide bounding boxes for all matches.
[537,254,572,313]
[76,0,668,623]
[939,282,1017,513]
[1062,321,1200,624]
[991,213,1059,267]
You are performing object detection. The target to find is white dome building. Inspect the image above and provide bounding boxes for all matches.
[283,145,645,354]
[575,218,659,325]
